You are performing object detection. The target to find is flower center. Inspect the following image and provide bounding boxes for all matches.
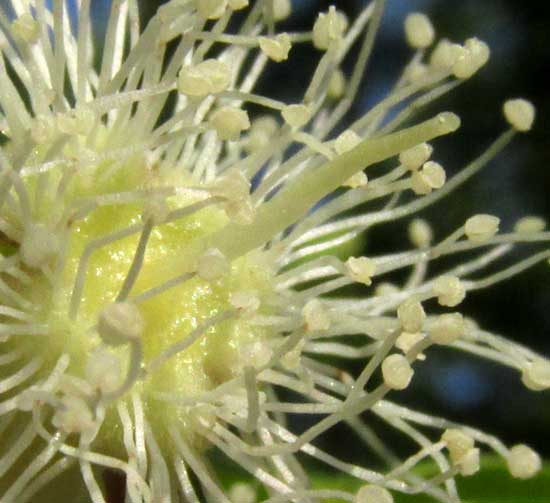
[13,155,273,452]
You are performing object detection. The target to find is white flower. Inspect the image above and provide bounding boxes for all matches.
[0,2,546,503]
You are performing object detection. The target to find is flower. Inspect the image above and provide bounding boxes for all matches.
[0,1,547,502]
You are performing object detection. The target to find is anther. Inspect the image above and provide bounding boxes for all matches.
[411,161,446,195]
[229,482,257,503]
[259,33,292,62]
[345,256,377,286]
[210,106,251,141]
[273,0,292,21]
[521,359,550,391]
[507,444,542,479]
[282,104,312,128]
[97,302,144,347]
[397,298,426,333]
[382,354,414,390]
[452,38,490,79]
[442,428,479,474]
[313,6,348,50]
[302,299,331,331]
[51,395,95,437]
[395,331,426,360]
[178,59,231,97]
[464,214,500,242]
[408,218,433,248]
[20,223,60,269]
[246,116,279,152]
[399,143,433,171]
[433,275,466,307]
[429,313,465,345]
[514,216,546,234]
[503,98,535,132]
[356,484,394,503]
[404,13,435,49]
[230,291,260,317]
[197,248,230,281]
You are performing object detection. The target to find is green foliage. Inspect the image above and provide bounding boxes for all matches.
[309,457,550,502]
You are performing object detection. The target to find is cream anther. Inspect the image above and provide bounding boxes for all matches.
[52,395,95,436]
[408,218,433,248]
[282,104,312,128]
[12,13,40,43]
[240,341,272,368]
[356,484,394,503]
[404,61,429,83]
[399,142,433,171]
[210,106,251,141]
[224,198,255,225]
[259,33,292,62]
[335,130,362,155]
[382,354,414,390]
[313,6,348,50]
[212,167,250,201]
[411,161,446,195]
[230,291,260,317]
[404,13,435,49]
[429,313,465,345]
[507,444,542,479]
[343,171,368,189]
[452,38,490,79]
[433,275,466,307]
[514,216,546,234]
[273,0,292,21]
[395,332,426,360]
[85,348,122,394]
[281,340,305,370]
[20,223,60,269]
[345,256,377,286]
[458,448,481,476]
[521,359,550,391]
[178,59,231,97]
[430,39,463,69]
[503,99,536,132]
[98,302,144,346]
[197,248,230,281]
[196,0,228,20]
[465,214,500,242]
[397,298,426,333]
[246,116,279,152]
[303,299,331,331]
[442,428,475,464]
[229,482,256,503]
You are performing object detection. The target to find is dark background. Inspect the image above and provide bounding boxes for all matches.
[134,0,550,461]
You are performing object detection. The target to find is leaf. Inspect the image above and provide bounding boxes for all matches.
[309,457,550,503]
